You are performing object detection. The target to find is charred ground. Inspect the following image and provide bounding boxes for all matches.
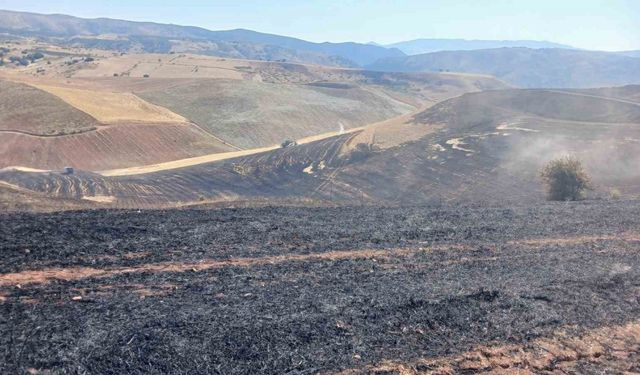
[2,201,640,374]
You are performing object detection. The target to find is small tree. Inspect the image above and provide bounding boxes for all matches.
[540,156,592,201]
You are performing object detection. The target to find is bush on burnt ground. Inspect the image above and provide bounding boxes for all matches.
[540,156,592,201]
[345,142,378,163]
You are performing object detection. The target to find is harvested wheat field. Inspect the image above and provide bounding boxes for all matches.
[31,84,189,124]
[3,202,640,373]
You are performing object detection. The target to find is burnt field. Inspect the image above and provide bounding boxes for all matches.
[2,201,640,374]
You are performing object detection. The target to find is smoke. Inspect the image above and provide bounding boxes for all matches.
[338,122,345,135]
[500,123,640,196]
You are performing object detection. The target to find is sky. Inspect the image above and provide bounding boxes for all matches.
[1,0,639,51]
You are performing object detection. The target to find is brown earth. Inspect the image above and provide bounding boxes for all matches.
[0,122,234,170]
[0,79,99,135]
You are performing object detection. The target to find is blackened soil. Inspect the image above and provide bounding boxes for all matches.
[2,201,640,374]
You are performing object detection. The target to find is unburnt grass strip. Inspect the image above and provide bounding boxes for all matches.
[3,201,640,373]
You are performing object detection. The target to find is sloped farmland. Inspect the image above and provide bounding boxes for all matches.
[0,123,235,171]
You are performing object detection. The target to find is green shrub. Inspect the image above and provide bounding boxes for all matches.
[540,156,592,201]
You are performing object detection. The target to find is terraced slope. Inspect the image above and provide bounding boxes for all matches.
[0,80,98,135]
[139,79,414,149]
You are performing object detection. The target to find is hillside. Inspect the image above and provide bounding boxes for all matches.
[0,80,98,135]
[367,47,640,88]
[138,79,413,149]
[0,45,508,171]
[387,38,573,55]
[0,76,235,170]
[3,86,639,208]
[0,9,404,67]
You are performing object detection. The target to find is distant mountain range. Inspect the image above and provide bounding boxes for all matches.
[0,9,404,67]
[367,47,640,88]
[2,9,639,88]
[386,38,574,55]
[618,51,640,58]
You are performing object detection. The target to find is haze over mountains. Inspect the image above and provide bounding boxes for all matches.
[368,47,640,88]
[1,9,639,89]
[386,38,574,55]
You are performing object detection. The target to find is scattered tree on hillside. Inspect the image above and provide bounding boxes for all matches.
[540,156,592,201]
[26,51,44,62]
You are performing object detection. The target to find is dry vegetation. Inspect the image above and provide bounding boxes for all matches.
[32,84,189,124]
[0,80,98,135]
[138,79,414,149]
[540,156,593,201]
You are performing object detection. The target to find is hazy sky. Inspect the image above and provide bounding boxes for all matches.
[1,0,639,51]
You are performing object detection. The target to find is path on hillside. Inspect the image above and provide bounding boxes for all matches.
[549,89,640,106]
[98,103,435,177]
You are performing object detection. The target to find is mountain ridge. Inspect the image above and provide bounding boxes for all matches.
[367,47,640,88]
[386,38,575,55]
[0,9,404,67]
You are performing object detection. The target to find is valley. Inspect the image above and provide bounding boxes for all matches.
[1,6,640,374]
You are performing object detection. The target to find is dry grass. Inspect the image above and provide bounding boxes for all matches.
[81,195,116,203]
[98,95,421,177]
[71,53,247,80]
[344,103,440,153]
[343,320,640,374]
[31,84,189,124]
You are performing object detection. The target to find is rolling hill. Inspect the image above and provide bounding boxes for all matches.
[386,38,573,55]
[138,79,413,149]
[0,78,235,171]
[0,9,404,67]
[3,86,639,208]
[0,46,508,172]
[367,47,640,88]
